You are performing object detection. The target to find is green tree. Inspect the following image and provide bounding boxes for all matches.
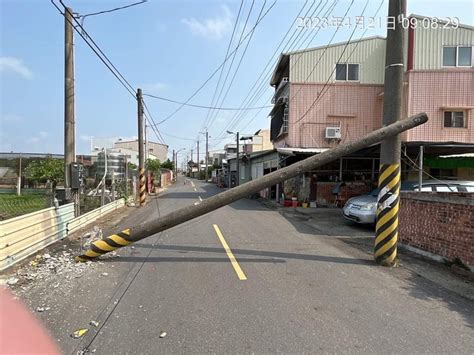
[146,159,161,173]
[161,158,174,170]
[128,162,137,170]
[24,157,64,185]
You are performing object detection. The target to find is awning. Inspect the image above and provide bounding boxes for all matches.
[425,154,474,169]
[277,147,328,155]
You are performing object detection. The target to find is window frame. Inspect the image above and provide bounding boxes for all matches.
[334,63,360,82]
[282,105,289,134]
[442,45,473,68]
[443,110,467,129]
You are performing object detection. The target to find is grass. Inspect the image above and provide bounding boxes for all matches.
[0,193,48,220]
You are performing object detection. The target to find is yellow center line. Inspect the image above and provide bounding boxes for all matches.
[212,224,247,281]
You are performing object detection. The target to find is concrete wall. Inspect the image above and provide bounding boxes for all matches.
[399,192,474,270]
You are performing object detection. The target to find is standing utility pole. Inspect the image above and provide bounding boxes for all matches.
[64,6,76,206]
[236,132,240,186]
[172,149,176,180]
[137,88,146,206]
[205,130,209,182]
[197,140,200,176]
[17,155,22,196]
[375,0,405,266]
[418,146,424,190]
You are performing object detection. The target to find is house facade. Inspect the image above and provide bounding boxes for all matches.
[266,15,473,204]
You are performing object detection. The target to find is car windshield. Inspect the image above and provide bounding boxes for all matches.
[369,189,380,196]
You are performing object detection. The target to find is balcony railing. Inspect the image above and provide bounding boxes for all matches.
[271,77,289,104]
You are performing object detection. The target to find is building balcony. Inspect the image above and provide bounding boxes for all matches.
[271,77,289,104]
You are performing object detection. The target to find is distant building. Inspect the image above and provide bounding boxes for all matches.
[90,137,169,167]
[114,139,168,163]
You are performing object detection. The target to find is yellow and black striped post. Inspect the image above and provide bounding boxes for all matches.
[374,0,405,266]
[374,164,400,265]
[139,168,146,206]
[76,229,132,262]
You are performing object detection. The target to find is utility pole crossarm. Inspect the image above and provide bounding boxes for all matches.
[76,113,428,262]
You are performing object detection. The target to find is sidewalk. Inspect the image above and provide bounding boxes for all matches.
[258,198,474,301]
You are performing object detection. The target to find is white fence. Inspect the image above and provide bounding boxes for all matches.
[0,199,125,271]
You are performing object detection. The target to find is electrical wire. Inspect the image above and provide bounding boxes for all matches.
[205,0,257,130]
[293,0,380,125]
[77,0,147,19]
[214,0,337,141]
[142,93,271,111]
[201,0,244,131]
[51,1,137,99]
[142,98,166,145]
[211,0,321,140]
[156,0,277,126]
[210,0,336,147]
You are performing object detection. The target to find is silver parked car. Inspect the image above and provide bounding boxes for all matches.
[342,180,474,225]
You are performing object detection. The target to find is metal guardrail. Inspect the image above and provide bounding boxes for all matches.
[0,199,125,271]
[67,199,125,233]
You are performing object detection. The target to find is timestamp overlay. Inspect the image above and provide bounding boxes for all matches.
[296,15,460,30]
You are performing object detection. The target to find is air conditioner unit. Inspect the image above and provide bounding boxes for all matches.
[325,127,341,139]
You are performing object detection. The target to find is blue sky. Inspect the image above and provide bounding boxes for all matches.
[1,0,472,164]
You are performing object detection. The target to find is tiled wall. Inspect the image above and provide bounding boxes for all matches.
[406,70,474,143]
[282,83,384,148]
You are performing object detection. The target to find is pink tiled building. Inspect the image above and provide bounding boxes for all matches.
[270,16,474,152]
[263,15,473,203]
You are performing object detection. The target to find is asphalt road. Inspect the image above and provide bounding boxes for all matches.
[11,178,474,354]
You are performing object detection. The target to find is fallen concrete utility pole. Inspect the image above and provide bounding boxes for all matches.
[76,113,428,262]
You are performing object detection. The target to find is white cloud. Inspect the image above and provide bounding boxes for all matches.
[181,5,233,40]
[38,131,48,138]
[0,57,33,79]
[80,134,92,141]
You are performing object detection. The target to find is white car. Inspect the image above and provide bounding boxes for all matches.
[343,180,474,225]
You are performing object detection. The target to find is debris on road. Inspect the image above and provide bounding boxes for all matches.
[6,277,19,286]
[159,331,167,338]
[81,227,103,250]
[89,320,99,327]
[71,328,89,339]
[36,306,50,312]
[101,272,109,276]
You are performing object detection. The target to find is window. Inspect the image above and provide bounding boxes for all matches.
[443,46,472,67]
[335,63,359,81]
[458,47,472,66]
[443,111,465,128]
[282,105,289,133]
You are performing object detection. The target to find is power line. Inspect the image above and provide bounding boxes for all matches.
[142,98,166,145]
[77,0,147,19]
[210,0,336,148]
[293,0,382,125]
[142,93,272,111]
[201,0,244,131]
[211,0,318,141]
[213,0,336,142]
[51,1,137,100]
[205,0,257,130]
[156,0,277,126]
